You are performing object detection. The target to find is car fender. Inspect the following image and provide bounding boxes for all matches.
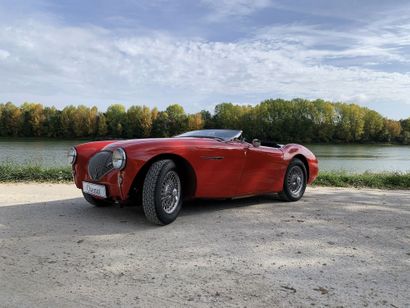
[281,144,319,184]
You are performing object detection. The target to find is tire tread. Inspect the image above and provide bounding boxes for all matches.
[279,158,307,202]
[142,159,172,225]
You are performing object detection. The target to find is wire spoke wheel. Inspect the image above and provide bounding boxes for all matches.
[160,170,181,214]
[287,165,304,197]
[143,159,183,225]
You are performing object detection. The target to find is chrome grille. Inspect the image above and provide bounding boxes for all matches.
[88,151,113,180]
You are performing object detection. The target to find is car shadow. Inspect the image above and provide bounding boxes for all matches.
[0,194,283,238]
[0,188,408,239]
[180,194,281,216]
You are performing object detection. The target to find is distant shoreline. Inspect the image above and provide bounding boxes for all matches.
[1,100,409,144]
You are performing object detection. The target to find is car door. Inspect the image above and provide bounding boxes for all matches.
[193,140,248,198]
[236,144,284,195]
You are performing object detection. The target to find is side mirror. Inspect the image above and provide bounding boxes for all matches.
[252,139,261,148]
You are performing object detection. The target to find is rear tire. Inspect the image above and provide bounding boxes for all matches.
[142,159,182,225]
[279,158,307,202]
[82,191,111,207]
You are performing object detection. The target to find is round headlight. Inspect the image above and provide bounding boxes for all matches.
[112,148,126,170]
[67,147,77,165]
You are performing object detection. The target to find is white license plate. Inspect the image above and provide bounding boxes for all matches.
[83,181,107,198]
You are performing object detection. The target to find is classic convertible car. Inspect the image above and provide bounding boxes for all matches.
[68,129,318,225]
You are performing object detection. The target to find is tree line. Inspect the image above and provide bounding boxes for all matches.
[0,99,409,144]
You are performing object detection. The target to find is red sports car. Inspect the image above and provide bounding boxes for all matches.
[68,129,318,225]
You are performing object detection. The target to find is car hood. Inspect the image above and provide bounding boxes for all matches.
[102,137,210,151]
[102,138,165,150]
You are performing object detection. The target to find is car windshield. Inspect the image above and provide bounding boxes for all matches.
[175,129,242,141]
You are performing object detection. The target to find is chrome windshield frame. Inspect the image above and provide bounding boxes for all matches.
[175,129,243,142]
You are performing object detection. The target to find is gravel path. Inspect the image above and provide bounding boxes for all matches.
[0,184,409,307]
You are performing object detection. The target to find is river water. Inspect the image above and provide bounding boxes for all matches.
[0,139,409,173]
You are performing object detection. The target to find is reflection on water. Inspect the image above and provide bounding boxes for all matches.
[0,139,83,167]
[308,144,410,173]
[0,139,409,172]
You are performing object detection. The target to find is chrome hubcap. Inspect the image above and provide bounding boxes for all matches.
[287,166,304,197]
[160,171,181,214]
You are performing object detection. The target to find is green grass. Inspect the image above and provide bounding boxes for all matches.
[0,164,72,183]
[315,171,410,189]
[0,164,409,189]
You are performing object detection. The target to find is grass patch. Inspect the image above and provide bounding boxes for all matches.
[0,164,72,183]
[315,171,410,189]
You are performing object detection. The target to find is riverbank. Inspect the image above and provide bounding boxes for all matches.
[0,164,409,189]
[0,164,72,182]
[314,171,410,189]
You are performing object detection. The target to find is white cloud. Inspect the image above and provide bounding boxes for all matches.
[201,0,272,20]
[0,16,410,118]
[0,48,10,59]
[255,22,410,64]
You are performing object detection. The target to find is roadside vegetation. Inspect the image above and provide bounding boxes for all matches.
[1,99,410,144]
[0,164,72,182]
[1,164,408,189]
[314,171,410,190]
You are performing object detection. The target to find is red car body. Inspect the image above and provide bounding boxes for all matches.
[72,137,318,202]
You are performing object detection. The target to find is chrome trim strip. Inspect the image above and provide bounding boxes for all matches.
[200,156,224,160]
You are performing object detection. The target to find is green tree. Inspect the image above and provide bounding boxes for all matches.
[200,110,213,128]
[399,117,410,144]
[97,112,108,137]
[72,105,92,137]
[106,104,126,137]
[0,99,406,144]
[126,106,145,138]
[60,105,77,138]
[255,99,290,142]
[21,102,45,137]
[214,102,251,130]
[187,113,204,131]
[151,107,159,122]
[382,119,401,142]
[125,105,152,138]
[151,111,169,137]
[0,102,22,136]
[88,106,99,137]
[362,109,384,142]
[312,99,336,142]
[290,98,316,143]
[334,103,365,142]
[166,104,187,135]
[140,106,153,137]
[42,106,62,137]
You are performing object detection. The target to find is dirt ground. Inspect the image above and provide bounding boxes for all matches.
[0,183,409,307]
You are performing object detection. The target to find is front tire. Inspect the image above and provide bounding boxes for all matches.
[142,159,182,225]
[279,158,307,202]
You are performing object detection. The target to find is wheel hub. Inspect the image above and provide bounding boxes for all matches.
[287,166,304,197]
[160,171,181,214]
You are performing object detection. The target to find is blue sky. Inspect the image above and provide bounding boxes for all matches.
[0,0,410,119]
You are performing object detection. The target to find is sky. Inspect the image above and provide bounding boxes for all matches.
[0,0,410,119]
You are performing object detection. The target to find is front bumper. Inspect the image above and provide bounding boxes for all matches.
[73,158,143,202]
[73,165,125,200]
